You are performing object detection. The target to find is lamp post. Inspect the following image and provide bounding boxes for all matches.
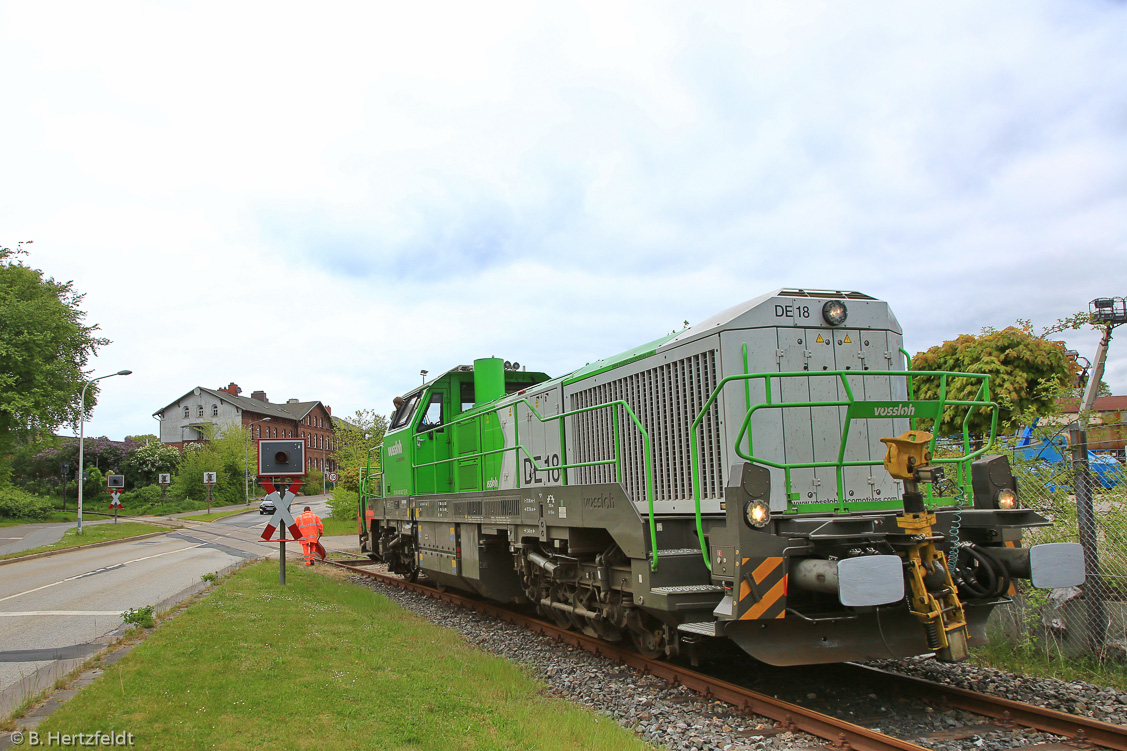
[77,370,132,535]
[244,417,272,504]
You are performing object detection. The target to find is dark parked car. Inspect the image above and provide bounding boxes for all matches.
[259,499,276,515]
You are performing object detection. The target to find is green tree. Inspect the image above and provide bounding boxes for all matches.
[169,422,246,505]
[0,245,108,485]
[122,438,181,487]
[911,323,1076,436]
[304,467,324,495]
[333,409,388,491]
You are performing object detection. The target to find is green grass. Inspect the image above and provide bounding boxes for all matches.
[322,516,358,536]
[180,508,252,523]
[35,561,654,751]
[0,522,168,560]
[970,639,1127,692]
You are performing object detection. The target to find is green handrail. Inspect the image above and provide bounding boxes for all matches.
[690,369,998,571]
[359,467,383,501]
[405,397,663,571]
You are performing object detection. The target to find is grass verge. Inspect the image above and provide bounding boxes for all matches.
[34,561,653,751]
[0,510,80,526]
[969,640,1127,692]
[0,522,168,561]
[321,516,357,536]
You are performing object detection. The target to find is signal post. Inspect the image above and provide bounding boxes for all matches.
[107,474,125,523]
[256,439,306,585]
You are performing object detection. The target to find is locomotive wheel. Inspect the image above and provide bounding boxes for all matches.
[630,628,664,659]
[545,585,575,629]
[547,605,572,629]
[589,616,622,642]
[570,590,601,638]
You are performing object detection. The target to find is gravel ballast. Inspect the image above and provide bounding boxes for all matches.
[345,569,1126,751]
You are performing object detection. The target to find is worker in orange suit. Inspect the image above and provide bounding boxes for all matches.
[296,506,324,566]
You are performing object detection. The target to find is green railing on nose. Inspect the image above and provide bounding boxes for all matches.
[689,369,998,571]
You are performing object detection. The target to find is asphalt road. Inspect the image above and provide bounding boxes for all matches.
[0,495,334,718]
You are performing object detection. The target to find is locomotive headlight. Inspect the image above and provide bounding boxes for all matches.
[995,487,1018,510]
[744,499,771,528]
[822,300,848,326]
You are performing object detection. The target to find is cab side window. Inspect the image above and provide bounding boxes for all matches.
[419,392,444,430]
[459,380,476,413]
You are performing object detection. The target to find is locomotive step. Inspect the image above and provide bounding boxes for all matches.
[676,621,720,636]
[649,584,725,594]
[652,548,705,557]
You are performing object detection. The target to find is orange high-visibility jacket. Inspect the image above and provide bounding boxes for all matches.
[296,511,323,541]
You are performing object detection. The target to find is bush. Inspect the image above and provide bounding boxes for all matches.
[122,605,156,629]
[0,486,54,521]
[326,488,358,521]
[303,468,324,495]
[120,484,165,510]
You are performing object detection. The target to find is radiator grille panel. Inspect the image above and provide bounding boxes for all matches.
[570,350,723,503]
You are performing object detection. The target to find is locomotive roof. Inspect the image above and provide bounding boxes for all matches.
[660,288,889,350]
[397,289,892,401]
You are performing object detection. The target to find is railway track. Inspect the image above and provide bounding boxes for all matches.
[324,558,1127,751]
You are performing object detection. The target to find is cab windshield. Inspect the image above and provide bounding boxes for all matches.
[390,394,420,429]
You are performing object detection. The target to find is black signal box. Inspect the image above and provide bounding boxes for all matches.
[257,439,306,477]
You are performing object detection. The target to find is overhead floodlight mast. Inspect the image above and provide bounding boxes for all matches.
[77,370,133,535]
[1081,297,1127,415]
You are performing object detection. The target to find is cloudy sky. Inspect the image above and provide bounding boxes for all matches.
[3,1,1126,441]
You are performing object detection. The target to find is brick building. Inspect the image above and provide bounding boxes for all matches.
[152,382,341,473]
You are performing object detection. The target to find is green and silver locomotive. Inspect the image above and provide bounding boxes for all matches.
[360,289,1083,665]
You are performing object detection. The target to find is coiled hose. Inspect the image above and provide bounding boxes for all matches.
[954,543,1012,598]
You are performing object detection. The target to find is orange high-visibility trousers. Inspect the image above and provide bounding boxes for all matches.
[296,511,324,566]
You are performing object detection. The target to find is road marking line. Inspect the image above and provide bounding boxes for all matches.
[0,543,206,604]
[0,611,123,617]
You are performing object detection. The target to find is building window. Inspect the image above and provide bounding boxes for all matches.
[183,407,189,418]
[197,405,204,417]
[256,426,261,438]
[211,404,218,417]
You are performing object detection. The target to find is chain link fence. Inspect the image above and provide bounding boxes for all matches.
[986,421,1127,662]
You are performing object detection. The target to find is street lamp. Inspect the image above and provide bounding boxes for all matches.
[244,417,272,504]
[77,369,132,535]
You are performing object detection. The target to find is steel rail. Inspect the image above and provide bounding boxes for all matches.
[847,663,1127,751]
[323,559,929,751]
